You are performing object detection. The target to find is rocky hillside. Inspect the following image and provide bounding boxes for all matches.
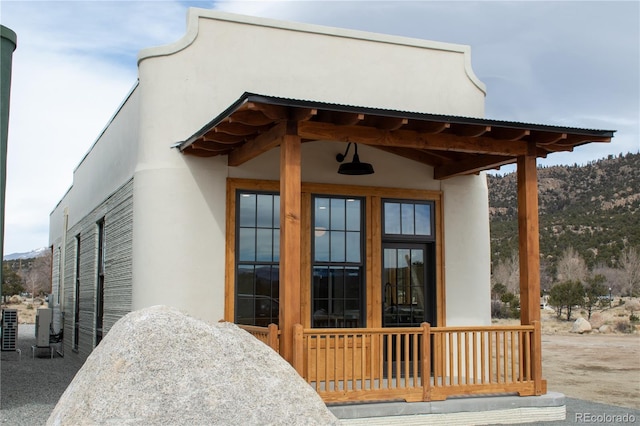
[488,152,640,270]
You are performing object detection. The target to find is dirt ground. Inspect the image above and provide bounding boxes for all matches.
[4,297,640,409]
[496,302,640,410]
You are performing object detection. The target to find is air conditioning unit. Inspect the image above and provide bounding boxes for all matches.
[1,309,18,351]
[35,308,52,347]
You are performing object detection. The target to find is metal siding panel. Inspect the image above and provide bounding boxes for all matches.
[59,178,134,362]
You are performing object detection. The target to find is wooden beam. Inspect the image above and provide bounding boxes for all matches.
[228,121,286,166]
[371,117,408,131]
[297,121,529,156]
[202,132,245,144]
[434,155,515,179]
[374,146,444,167]
[228,109,274,126]
[246,102,289,120]
[192,140,235,152]
[291,108,317,122]
[214,121,271,136]
[451,124,491,137]
[517,142,541,326]
[528,132,566,146]
[279,125,302,365]
[490,128,530,141]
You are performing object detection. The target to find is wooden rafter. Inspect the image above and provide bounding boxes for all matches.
[434,155,514,179]
[228,121,286,166]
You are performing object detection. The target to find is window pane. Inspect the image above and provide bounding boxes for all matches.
[256,194,273,228]
[237,297,254,324]
[384,202,401,234]
[313,267,329,298]
[273,230,280,262]
[331,268,345,299]
[346,199,360,231]
[401,203,415,235]
[330,231,345,262]
[273,196,280,229]
[346,231,361,262]
[239,193,256,226]
[255,265,272,296]
[415,204,431,236]
[315,231,329,262]
[271,267,280,299]
[331,198,345,230]
[238,228,256,261]
[237,265,254,295]
[345,268,361,298]
[256,228,273,261]
[315,198,330,229]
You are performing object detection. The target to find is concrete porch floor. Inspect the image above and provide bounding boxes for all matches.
[328,392,566,425]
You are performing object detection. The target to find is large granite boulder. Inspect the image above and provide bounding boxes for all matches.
[47,305,339,426]
[570,317,592,334]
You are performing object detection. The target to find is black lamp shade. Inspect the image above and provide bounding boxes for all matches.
[337,144,375,175]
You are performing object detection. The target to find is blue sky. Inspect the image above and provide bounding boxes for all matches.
[1,0,638,254]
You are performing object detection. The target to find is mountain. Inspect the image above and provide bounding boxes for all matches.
[3,247,48,261]
[488,152,640,271]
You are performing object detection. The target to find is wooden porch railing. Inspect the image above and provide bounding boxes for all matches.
[429,322,544,401]
[240,322,543,403]
[238,324,280,352]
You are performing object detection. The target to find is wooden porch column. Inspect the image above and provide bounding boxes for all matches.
[517,144,544,394]
[279,125,302,364]
[517,143,541,325]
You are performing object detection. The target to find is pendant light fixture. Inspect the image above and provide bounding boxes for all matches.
[336,143,375,175]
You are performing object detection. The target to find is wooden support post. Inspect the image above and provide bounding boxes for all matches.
[279,128,302,365]
[292,323,304,376]
[517,144,543,394]
[268,323,279,352]
[422,322,432,401]
[532,320,543,395]
[516,145,541,326]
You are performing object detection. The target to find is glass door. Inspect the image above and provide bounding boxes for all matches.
[383,244,429,327]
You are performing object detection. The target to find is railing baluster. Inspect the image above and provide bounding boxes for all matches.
[503,330,508,383]
[464,331,470,385]
[510,331,516,383]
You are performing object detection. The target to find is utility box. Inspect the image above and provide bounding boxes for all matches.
[35,308,52,347]
[1,309,18,351]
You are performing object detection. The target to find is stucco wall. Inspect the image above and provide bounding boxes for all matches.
[130,10,490,325]
[49,86,140,244]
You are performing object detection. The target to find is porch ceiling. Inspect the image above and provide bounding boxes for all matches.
[176,93,615,179]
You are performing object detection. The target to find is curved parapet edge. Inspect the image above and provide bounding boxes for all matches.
[137,8,486,94]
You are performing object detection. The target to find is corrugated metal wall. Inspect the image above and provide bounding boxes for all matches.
[62,179,133,360]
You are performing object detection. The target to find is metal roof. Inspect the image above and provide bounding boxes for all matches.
[177,92,615,179]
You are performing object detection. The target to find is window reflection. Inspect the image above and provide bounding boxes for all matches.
[383,200,433,237]
[312,196,364,328]
[236,191,280,326]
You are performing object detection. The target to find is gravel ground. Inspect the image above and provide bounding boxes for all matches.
[1,324,82,426]
[2,325,639,426]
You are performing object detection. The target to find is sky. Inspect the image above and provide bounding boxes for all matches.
[1,0,638,255]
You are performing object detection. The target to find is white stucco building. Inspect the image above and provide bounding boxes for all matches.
[49,9,613,411]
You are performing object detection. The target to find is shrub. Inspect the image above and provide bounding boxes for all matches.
[615,320,633,333]
[630,313,639,323]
